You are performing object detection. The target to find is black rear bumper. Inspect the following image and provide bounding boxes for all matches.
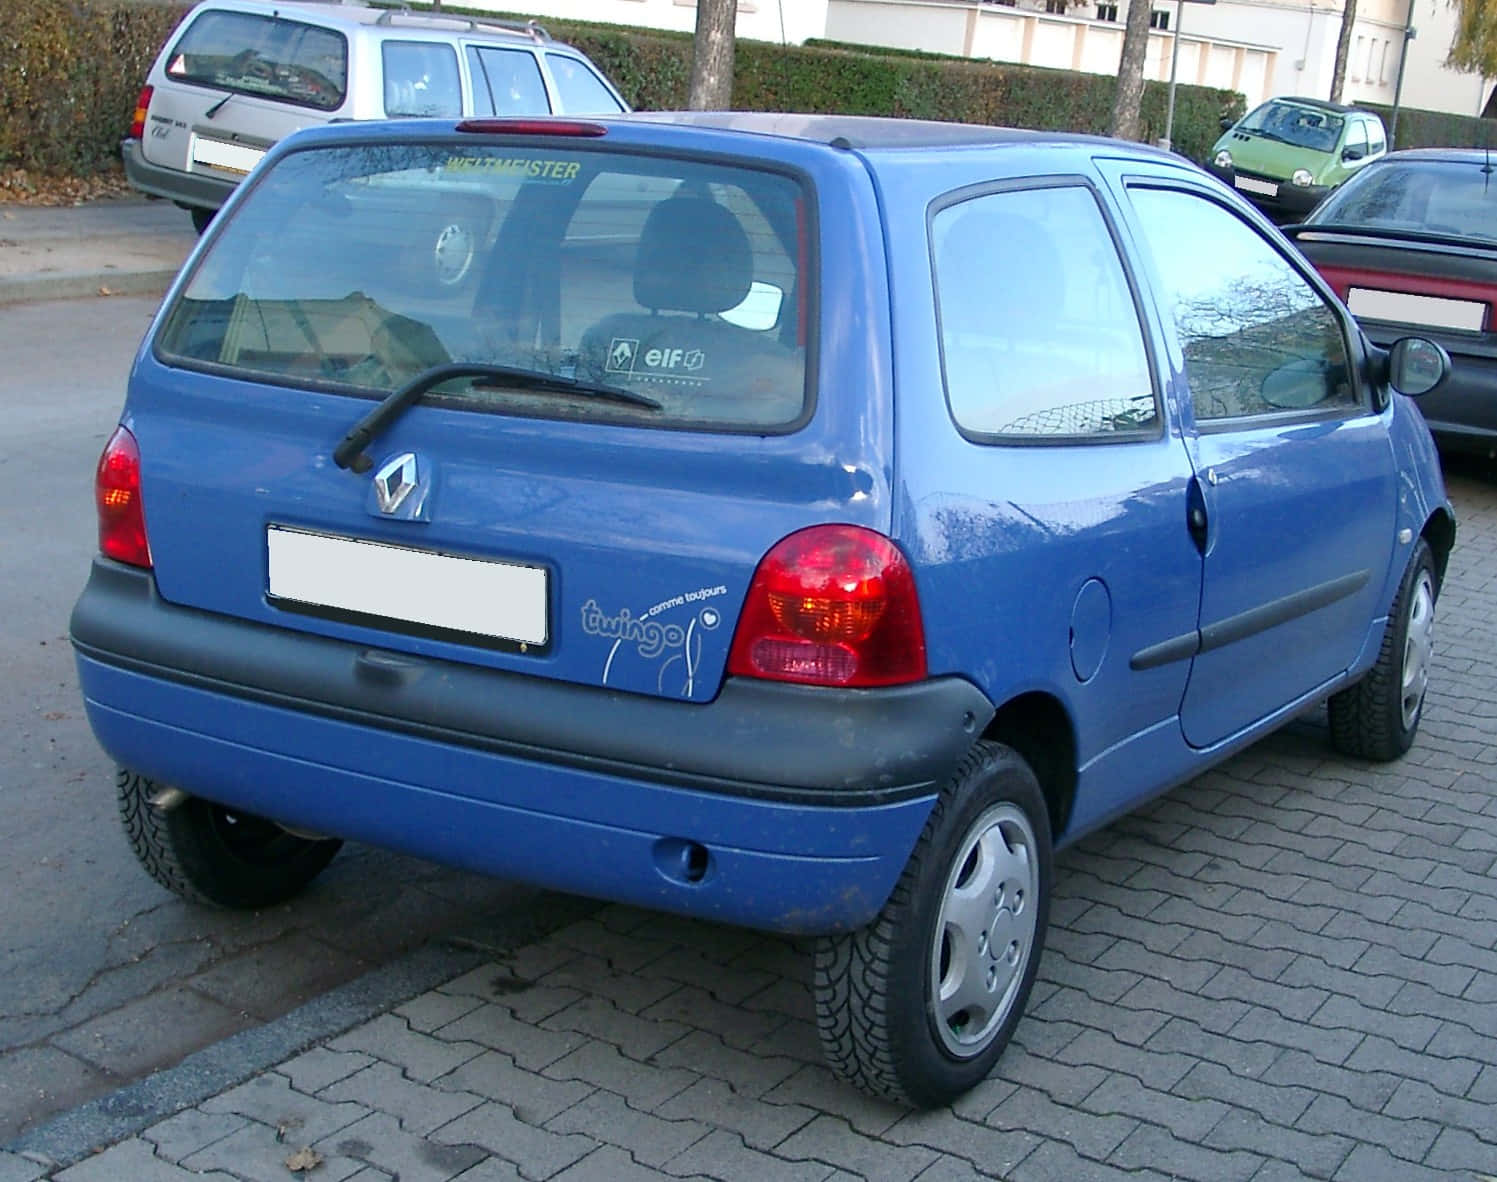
[71,559,995,806]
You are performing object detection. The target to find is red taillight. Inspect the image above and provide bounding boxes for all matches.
[96,426,152,568]
[727,525,926,688]
[454,118,607,137]
[128,85,153,141]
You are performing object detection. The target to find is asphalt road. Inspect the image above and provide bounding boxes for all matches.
[0,293,540,1142]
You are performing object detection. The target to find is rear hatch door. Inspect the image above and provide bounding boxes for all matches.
[129,126,893,703]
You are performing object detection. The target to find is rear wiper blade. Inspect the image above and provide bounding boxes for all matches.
[204,91,234,119]
[332,362,658,473]
[471,367,662,410]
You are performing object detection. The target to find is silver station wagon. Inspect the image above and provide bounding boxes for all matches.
[123,0,628,233]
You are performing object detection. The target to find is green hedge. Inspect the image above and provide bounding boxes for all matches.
[2,0,1244,174]
[1358,101,1497,151]
[522,19,1245,163]
[0,0,189,174]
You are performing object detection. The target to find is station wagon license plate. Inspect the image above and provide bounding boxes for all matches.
[1233,176,1278,197]
[1347,287,1486,333]
[266,526,548,646]
[191,136,265,176]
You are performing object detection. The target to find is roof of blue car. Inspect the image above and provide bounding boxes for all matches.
[622,111,1143,153]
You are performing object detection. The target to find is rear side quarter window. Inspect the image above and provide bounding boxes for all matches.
[382,41,462,117]
[931,183,1158,441]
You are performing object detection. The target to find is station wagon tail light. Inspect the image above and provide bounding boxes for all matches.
[129,86,153,141]
[96,426,151,569]
[728,525,926,687]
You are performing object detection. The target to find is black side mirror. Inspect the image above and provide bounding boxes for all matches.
[1342,145,1366,162]
[1387,337,1451,397]
[1219,116,1233,131]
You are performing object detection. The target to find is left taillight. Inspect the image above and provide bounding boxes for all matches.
[96,426,152,568]
[727,525,927,688]
[128,85,153,141]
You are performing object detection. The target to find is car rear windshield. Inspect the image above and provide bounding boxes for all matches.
[155,142,812,430]
[165,10,348,111]
[1239,101,1343,153]
[1314,159,1497,243]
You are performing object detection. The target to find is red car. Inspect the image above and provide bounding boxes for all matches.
[1286,149,1497,458]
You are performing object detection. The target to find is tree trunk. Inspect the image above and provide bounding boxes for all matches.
[689,0,737,111]
[1329,0,1359,102]
[1109,0,1154,140]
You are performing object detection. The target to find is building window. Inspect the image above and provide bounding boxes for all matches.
[1096,3,1118,20]
[1150,9,1169,28]
[1378,39,1390,83]
[1046,0,1067,14]
[1351,35,1364,80]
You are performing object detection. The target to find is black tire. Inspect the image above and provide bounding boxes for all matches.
[117,767,341,908]
[1328,538,1437,762]
[189,207,216,235]
[813,741,1052,1107]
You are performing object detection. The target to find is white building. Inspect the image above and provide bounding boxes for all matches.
[497,0,1488,118]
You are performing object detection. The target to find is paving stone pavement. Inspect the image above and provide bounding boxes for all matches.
[5,459,1495,1181]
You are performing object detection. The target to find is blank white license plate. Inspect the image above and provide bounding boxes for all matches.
[191,136,265,176]
[1234,176,1278,197]
[1347,287,1486,333]
[267,526,548,646]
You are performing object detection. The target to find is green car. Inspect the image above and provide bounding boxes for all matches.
[1207,96,1388,220]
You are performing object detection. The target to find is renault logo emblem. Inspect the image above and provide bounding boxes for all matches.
[367,452,430,521]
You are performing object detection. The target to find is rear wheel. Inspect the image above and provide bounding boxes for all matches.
[189,207,216,235]
[813,742,1051,1107]
[117,767,341,908]
[1328,538,1437,761]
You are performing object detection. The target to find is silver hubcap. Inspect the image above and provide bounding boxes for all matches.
[930,802,1040,1058]
[433,222,476,287]
[1400,569,1435,731]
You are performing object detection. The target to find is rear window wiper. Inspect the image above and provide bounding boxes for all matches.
[470,368,662,409]
[332,362,659,473]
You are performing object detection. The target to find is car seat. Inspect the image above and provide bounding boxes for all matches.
[577,194,802,420]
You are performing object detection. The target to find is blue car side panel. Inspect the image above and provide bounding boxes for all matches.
[867,146,1206,835]
[77,654,935,934]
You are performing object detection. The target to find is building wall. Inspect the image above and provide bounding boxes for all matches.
[494,0,1487,118]
[828,0,1277,104]
[479,0,830,45]
[1397,0,1488,116]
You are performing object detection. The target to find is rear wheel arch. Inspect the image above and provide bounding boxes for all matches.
[981,691,1077,841]
[1422,507,1455,590]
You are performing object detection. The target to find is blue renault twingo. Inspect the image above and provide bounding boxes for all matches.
[72,111,1455,1107]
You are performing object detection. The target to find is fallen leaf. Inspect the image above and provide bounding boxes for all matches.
[284,1146,322,1173]
[98,286,113,296]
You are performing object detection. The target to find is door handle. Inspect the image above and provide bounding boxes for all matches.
[1187,476,1210,555]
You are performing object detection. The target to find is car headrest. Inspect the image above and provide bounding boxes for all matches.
[634,196,753,315]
